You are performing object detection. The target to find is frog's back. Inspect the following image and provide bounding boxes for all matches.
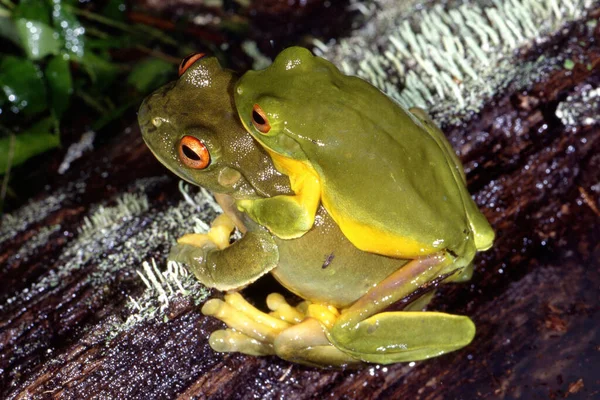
[282,56,487,258]
[236,47,493,259]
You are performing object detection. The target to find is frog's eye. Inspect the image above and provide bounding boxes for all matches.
[179,53,206,77]
[179,136,210,169]
[251,104,271,134]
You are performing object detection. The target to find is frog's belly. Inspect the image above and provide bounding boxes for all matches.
[271,207,408,308]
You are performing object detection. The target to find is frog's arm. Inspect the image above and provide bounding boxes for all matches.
[237,151,320,239]
[169,214,279,291]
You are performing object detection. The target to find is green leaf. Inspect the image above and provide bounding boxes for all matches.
[15,19,62,60]
[46,54,73,118]
[74,51,118,87]
[127,58,173,94]
[12,0,51,24]
[51,0,85,57]
[0,55,47,116]
[0,118,60,174]
[563,59,575,70]
[0,16,22,47]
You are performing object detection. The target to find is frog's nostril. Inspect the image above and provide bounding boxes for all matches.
[152,117,163,128]
[179,136,210,169]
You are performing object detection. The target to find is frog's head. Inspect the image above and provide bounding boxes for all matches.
[234,47,342,160]
[138,54,292,199]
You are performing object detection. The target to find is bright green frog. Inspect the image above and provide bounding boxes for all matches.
[235,46,494,288]
[138,54,479,367]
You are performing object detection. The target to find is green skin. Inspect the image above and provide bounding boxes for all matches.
[139,56,479,367]
[234,47,494,270]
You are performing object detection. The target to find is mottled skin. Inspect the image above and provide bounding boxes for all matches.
[138,55,481,367]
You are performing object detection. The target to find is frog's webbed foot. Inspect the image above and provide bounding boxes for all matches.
[202,293,363,367]
[169,214,279,291]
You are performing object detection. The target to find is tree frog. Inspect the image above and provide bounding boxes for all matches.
[138,54,480,367]
[234,47,494,258]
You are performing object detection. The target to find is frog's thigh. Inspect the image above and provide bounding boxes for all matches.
[328,255,475,363]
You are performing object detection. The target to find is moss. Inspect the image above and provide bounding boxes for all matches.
[0,177,216,337]
[313,0,595,124]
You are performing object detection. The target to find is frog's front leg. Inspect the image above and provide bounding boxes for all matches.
[169,214,279,291]
[236,159,321,240]
[236,193,318,240]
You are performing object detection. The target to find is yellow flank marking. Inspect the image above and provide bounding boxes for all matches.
[322,195,435,258]
[266,148,321,223]
[262,146,434,258]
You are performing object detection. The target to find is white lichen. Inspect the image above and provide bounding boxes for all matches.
[0,177,216,335]
[556,85,600,128]
[313,0,595,122]
[112,257,209,339]
[0,188,71,243]
[78,192,150,236]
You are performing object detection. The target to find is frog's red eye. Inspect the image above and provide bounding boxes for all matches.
[179,53,206,77]
[251,104,271,134]
[179,136,210,169]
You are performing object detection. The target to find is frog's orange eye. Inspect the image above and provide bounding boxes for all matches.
[179,136,210,169]
[179,53,206,77]
[251,104,271,134]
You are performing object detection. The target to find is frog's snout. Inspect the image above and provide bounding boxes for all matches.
[137,98,150,125]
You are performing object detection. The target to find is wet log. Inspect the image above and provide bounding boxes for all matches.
[1,6,599,400]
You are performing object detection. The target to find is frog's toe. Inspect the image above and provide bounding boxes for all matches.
[203,293,364,366]
[273,318,361,367]
[202,294,291,343]
[177,233,218,249]
[329,311,476,364]
[209,328,275,356]
[266,293,304,323]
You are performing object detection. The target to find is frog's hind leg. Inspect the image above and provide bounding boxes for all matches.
[328,254,476,364]
[273,318,362,367]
